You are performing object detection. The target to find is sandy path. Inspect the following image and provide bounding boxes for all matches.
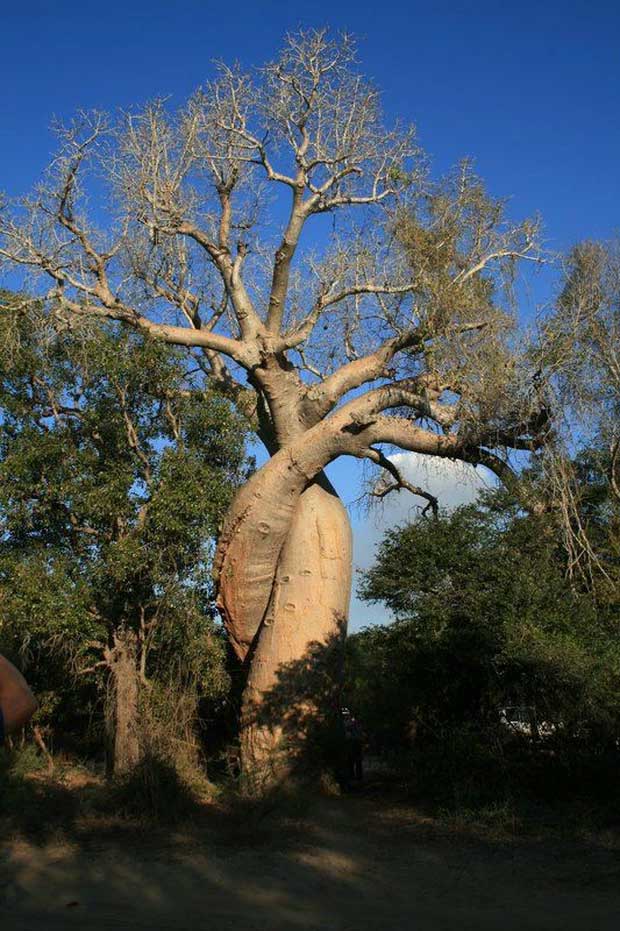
[2,797,620,930]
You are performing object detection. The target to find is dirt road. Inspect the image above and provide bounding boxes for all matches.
[2,796,620,930]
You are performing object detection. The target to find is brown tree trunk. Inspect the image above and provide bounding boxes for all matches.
[106,630,141,777]
[218,475,352,791]
[33,725,54,775]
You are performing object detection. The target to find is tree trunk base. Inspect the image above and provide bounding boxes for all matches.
[238,480,352,792]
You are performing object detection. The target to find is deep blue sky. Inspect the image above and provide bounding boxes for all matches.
[4,0,619,251]
[3,1,619,625]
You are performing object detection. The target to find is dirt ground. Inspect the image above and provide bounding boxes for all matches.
[2,792,620,931]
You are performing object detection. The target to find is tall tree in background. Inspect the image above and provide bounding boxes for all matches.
[0,296,249,774]
[537,241,620,580]
[0,30,552,784]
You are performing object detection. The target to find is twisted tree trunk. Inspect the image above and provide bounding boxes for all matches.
[241,481,351,789]
[216,452,352,789]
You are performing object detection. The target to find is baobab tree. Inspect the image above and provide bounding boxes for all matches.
[0,30,549,787]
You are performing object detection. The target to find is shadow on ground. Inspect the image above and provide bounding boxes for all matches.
[4,634,620,930]
[3,777,620,931]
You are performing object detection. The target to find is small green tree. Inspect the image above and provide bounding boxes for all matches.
[0,294,251,774]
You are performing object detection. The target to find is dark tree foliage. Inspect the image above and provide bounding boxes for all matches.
[352,484,620,759]
[0,293,251,765]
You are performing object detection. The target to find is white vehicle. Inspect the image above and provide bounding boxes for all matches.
[499,706,558,739]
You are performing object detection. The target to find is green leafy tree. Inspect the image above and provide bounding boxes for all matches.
[0,295,251,773]
[353,490,620,755]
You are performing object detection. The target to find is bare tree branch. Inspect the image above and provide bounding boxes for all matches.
[361,446,438,514]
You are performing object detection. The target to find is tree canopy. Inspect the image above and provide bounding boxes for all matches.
[0,29,548,482]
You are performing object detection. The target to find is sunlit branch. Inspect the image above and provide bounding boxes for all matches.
[362,446,438,515]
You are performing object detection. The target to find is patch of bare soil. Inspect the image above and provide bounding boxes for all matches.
[2,794,620,930]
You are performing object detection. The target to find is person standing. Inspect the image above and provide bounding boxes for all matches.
[342,708,365,783]
[0,654,37,745]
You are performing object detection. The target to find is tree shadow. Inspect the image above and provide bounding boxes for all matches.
[0,751,83,840]
[240,619,350,792]
[4,786,620,931]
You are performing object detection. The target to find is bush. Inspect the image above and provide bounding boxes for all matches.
[111,753,199,823]
[350,490,620,818]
